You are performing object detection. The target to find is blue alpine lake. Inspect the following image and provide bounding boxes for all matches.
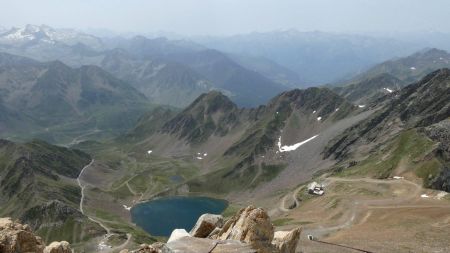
[131,196,228,237]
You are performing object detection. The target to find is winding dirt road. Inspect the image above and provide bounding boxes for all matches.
[77,159,132,252]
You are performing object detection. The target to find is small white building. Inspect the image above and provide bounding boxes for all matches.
[307,182,324,195]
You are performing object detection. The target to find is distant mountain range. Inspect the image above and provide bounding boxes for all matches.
[0,25,290,108]
[0,53,151,143]
[0,24,104,49]
[194,30,425,84]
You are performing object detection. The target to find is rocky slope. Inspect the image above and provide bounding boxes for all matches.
[324,69,450,191]
[332,73,405,104]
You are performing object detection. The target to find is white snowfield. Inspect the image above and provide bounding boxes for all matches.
[277,135,319,152]
[410,66,416,70]
[317,117,322,121]
[358,105,366,108]
[147,150,152,154]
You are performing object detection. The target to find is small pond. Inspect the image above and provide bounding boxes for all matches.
[131,196,228,236]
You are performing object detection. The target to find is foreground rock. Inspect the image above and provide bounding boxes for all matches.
[272,228,302,253]
[0,217,45,253]
[44,241,72,253]
[0,217,71,253]
[125,205,302,253]
[190,214,224,238]
[216,206,276,252]
[167,229,191,243]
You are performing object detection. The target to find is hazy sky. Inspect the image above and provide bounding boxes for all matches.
[1,0,449,35]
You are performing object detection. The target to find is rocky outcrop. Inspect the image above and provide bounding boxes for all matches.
[167,229,191,243]
[0,217,45,253]
[216,206,275,253]
[272,228,302,253]
[190,214,224,238]
[43,241,71,253]
[0,218,73,253]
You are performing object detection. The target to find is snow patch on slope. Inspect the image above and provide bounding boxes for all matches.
[277,135,319,152]
[383,87,393,93]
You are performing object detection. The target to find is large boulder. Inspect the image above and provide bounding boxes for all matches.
[167,229,191,243]
[272,228,302,253]
[43,241,72,253]
[190,214,224,238]
[216,206,275,253]
[0,217,45,253]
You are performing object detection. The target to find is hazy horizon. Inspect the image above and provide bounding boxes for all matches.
[1,0,450,36]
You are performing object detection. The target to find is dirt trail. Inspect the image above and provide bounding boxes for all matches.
[77,159,132,252]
